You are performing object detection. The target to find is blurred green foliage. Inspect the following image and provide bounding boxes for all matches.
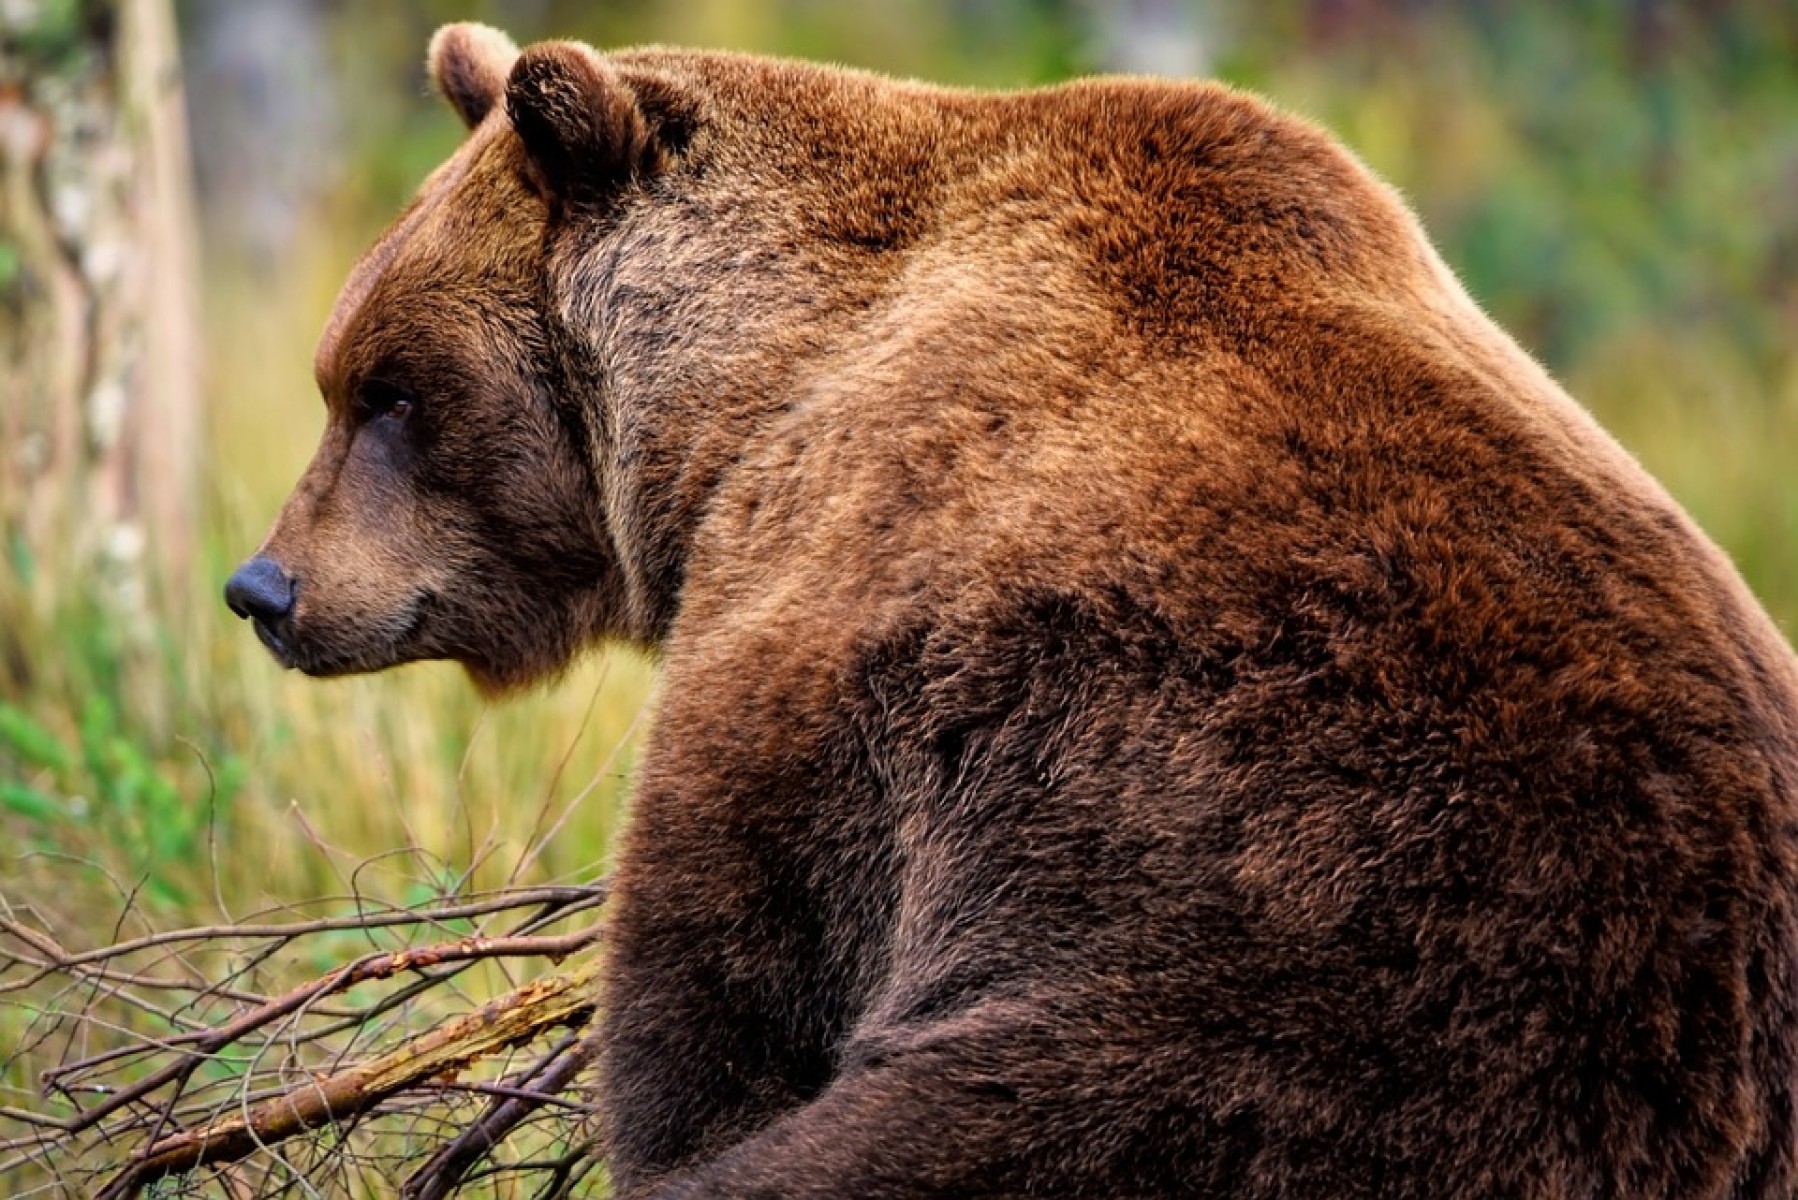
[0,0,96,72]
[0,555,248,909]
[1218,1,1798,379]
[0,693,243,907]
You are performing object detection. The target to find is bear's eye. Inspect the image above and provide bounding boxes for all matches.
[360,380,416,424]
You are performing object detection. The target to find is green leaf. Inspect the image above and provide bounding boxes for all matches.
[6,533,32,586]
[79,695,115,785]
[212,755,247,807]
[145,873,187,908]
[0,782,62,824]
[12,0,87,68]
[0,705,74,774]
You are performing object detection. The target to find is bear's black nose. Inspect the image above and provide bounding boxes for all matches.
[224,556,296,625]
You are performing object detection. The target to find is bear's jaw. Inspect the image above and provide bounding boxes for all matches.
[450,589,624,700]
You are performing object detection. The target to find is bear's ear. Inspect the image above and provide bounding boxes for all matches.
[428,23,520,129]
[506,42,672,205]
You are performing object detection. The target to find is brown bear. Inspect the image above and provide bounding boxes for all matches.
[224,22,1798,1199]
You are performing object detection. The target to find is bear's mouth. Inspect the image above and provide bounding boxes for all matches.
[252,616,296,667]
[258,599,430,677]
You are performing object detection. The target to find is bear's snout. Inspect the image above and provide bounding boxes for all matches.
[224,556,297,658]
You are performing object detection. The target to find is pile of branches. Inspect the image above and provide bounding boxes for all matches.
[0,879,611,1198]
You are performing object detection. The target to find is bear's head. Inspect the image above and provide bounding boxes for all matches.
[224,25,692,694]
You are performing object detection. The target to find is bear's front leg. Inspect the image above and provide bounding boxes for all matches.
[619,990,1131,1200]
[598,850,891,1192]
[596,635,900,1193]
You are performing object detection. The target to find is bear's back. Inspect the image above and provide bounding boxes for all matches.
[633,54,1798,736]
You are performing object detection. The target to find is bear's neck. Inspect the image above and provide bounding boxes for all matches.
[558,56,974,645]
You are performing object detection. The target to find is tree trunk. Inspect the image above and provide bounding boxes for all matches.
[0,0,199,611]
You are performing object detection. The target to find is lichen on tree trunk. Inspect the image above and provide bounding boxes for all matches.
[0,0,199,614]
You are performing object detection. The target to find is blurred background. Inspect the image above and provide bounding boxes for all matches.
[2,0,1795,1050]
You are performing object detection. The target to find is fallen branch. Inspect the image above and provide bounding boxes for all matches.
[96,954,605,1199]
[0,877,612,1197]
[57,923,605,1140]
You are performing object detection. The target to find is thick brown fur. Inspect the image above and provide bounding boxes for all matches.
[234,23,1798,1198]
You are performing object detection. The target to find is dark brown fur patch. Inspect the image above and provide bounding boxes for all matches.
[239,27,1798,1199]
[506,43,669,205]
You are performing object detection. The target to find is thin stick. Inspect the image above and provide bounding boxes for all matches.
[403,1027,604,1200]
[0,885,603,973]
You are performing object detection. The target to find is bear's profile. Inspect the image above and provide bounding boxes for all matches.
[225,23,1798,1198]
